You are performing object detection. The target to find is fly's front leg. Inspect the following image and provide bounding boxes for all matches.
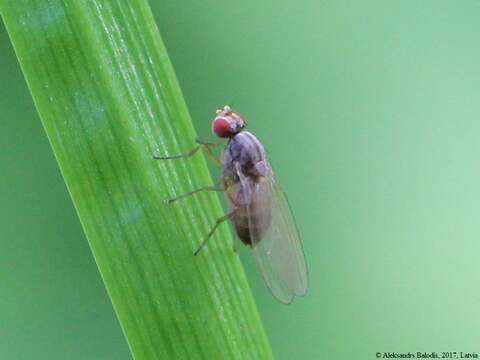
[194,209,236,256]
[153,138,222,166]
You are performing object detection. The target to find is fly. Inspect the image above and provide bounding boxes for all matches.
[154,105,308,304]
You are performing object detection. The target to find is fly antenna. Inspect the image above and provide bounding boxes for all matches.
[228,98,236,110]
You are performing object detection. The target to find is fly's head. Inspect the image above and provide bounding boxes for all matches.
[212,105,246,138]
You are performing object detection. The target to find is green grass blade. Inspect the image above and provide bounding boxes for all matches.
[0,1,273,359]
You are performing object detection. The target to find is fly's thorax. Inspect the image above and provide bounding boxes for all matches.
[221,131,272,244]
[222,131,267,180]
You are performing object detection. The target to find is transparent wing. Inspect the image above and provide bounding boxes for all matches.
[235,162,308,304]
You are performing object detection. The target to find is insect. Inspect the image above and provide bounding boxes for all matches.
[155,105,308,304]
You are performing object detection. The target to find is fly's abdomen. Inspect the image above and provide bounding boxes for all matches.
[232,201,272,246]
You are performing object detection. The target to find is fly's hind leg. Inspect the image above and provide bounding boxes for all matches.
[153,138,221,166]
[194,210,236,256]
[167,184,224,204]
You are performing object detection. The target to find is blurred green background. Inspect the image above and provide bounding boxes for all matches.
[2,0,480,359]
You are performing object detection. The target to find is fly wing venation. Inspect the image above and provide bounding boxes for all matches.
[235,161,308,304]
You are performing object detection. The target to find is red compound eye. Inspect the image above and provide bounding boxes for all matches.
[212,118,231,138]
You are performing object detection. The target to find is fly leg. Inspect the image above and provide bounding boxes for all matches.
[167,184,224,204]
[194,210,236,256]
[196,139,222,166]
[153,138,222,166]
